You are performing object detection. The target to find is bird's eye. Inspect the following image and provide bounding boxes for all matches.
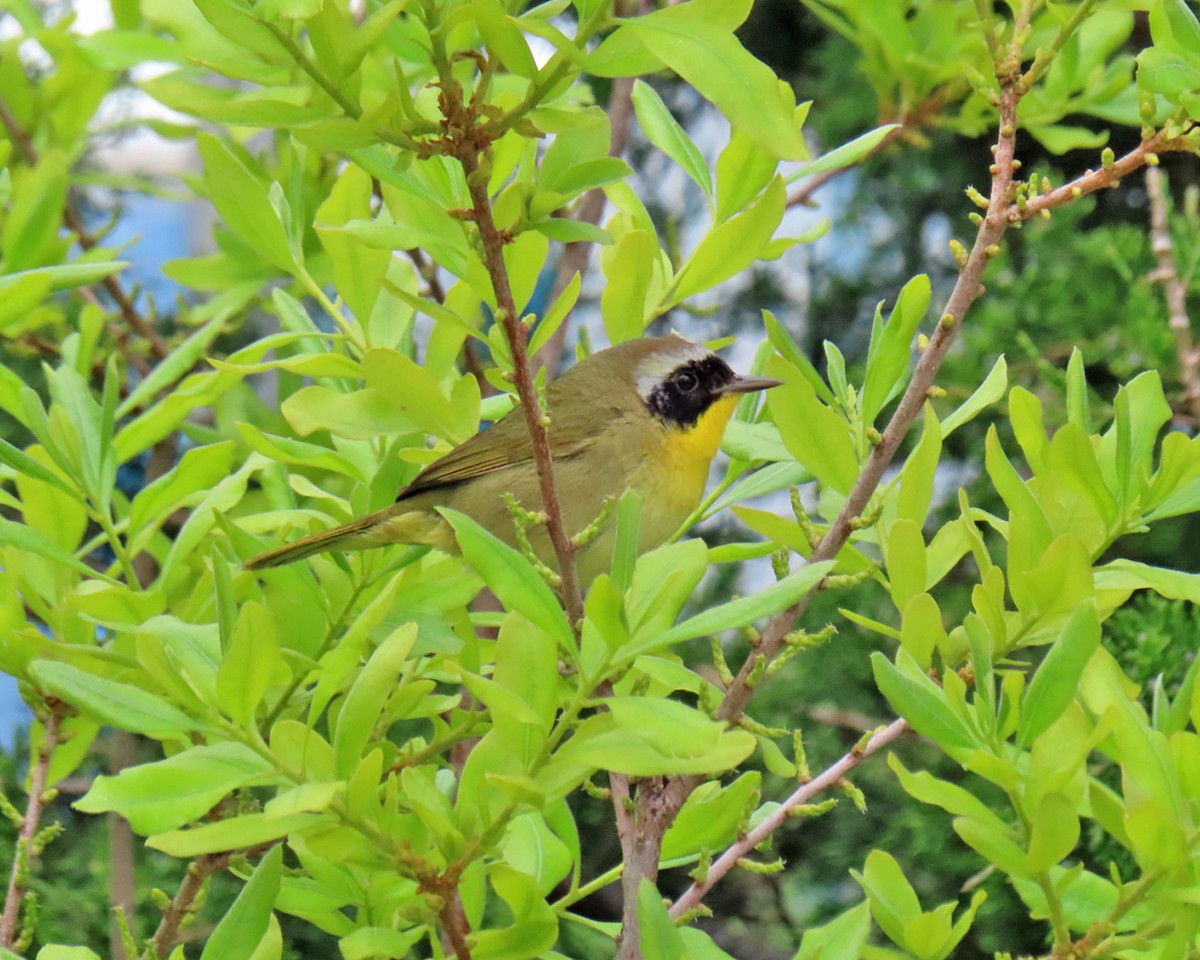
[674,369,698,392]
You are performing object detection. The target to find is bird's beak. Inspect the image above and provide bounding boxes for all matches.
[720,375,784,395]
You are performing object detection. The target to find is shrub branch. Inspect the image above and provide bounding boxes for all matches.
[0,708,63,949]
[143,853,231,960]
[669,719,910,919]
[1145,165,1200,423]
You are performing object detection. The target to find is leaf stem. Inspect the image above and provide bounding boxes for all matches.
[553,863,625,912]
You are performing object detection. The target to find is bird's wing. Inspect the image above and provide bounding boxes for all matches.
[397,411,596,501]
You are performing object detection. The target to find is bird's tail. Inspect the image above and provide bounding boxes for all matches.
[243,506,451,571]
[243,515,379,570]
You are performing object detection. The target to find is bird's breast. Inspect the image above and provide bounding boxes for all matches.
[626,394,740,543]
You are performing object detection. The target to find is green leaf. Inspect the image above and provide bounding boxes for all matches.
[624,10,807,160]
[529,218,612,245]
[661,772,760,862]
[1151,0,1200,57]
[281,386,418,440]
[941,355,1007,436]
[76,742,275,835]
[492,615,558,767]
[473,0,537,77]
[766,355,858,493]
[362,347,477,444]
[763,310,835,405]
[899,593,944,672]
[314,164,390,329]
[1065,349,1091,432]
[786,124,899,182]
[32,948,102,960]
[529,272,582,357]
[852,850,921,952]
[794,901,870,960]
[897,406,942,525]
[1018,604,1101,748]
[128,442,236,552]
[1094,558,1200,604]
[197,132,297,274]
[889,756,1011,833]
[29,661,203,738]
[0,438,76,499]
[953,817,1032,880]
[148,812,320,857]
[630,560,833,655]
[556,708,754,776]
[1026,792,1080,872]
[669,177,786,305]
[637,879,685,960]
[198,845,282,960]
[337,928,426,960]
[600,229,657,344]
[442,510,574,654]
[3,149,68,271]
[862,275,932,426]
[117,313,228,418]
[0,262,129,296]
[714,129,778,223]
[217,602,280,730]
[500,812,572,896]
[631,80,712,203]
[470,864,559,960]
[332,624,418,778]
[871,653,976,754]
[886,520,927,611]
[1125,799,1189,870]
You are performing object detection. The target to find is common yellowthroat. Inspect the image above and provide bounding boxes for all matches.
[244,335,780,580]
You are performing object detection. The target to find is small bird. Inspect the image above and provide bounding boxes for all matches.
[244,335,781,580]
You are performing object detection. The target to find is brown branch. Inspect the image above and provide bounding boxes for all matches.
[610,771,647,959]
[439,894,473,960]
[1010,133,1185,222]
[1146,165,1200,423]
[669,719,910,919]
[535,74,637,377]
[107,733,139,960]
[0,709,63,948]
[0,90,170,366]
[143,853,230,960]
[455,141,586,623]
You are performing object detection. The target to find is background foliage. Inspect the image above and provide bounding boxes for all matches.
[2,1,1200,959]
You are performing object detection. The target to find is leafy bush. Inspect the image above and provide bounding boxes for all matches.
[2,2,1200,960]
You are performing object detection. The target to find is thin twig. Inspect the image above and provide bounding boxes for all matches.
[456,144,586,623]
[669,719,910,919]
[143,853,230,960]
[1012,133,1181,221]
[1146,165,1200,424]
[0,709,63,949]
